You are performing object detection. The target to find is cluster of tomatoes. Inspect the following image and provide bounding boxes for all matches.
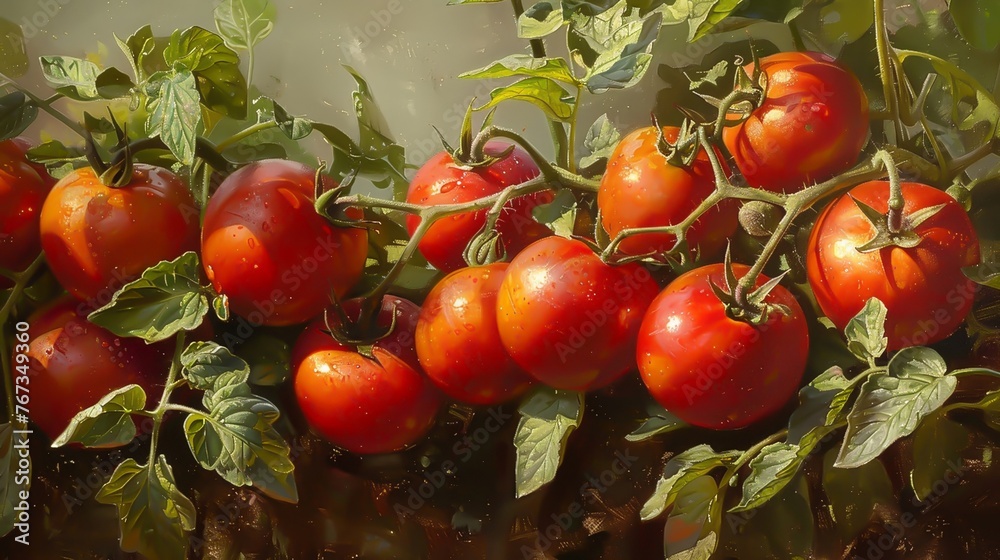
[1,50,981,457]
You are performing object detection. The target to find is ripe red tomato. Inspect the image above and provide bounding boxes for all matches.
[806,181,980,350]
[406,141,553,272]
[496,236,660,391]
[292,296,442,454]
[18,299,165,442]
[722,51,869,193]
[201,160,368,326]
[39,164,200,304]
[599,126,738,258]
[0,140,50,289]
[416,263,534,405]
[0,137,56,187]
[637,264,808,429]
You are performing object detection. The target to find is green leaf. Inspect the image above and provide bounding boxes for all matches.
[844,298,889,363]
[910,410,969,502]
[185,389,298,503]
[272,99,312,140]
[115,25,165,82]
[164,27,248,119]
[25,140,86,179]
[835,347,956,468]
[518,2,566,39]
[95,457,197,560]
[787,366,851,453]
[51,385,147,449]
[460,54,579,85]
[626,411,686,442]
[569,0,664,93]
[580,113,621,169]
[949,0,1000,51]
[146,71,202,165]
[823,449,894,542]
[88,252,210,343]
[95,67,136,99]
[532,189,577,238]
[0,423,29,537]
[181,341,250,390]
[641,444,741,521]
[0,18,28,78]
[687,60,729,90]
[685,0,747,42]
[214,0,277,51]
[0,92,38,142]
[237,334,293,386]
[897,49,1000,138]
[479,76,574,121]
[731,442,802,512]
[513,388,584,498]
[39,56,101,101]
[664,475,719,559]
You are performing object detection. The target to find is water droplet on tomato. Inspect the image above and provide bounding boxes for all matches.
[248,239,256,249]
[206,266,216,281]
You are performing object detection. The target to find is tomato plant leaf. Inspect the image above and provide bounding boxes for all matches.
[518,1,567,39]
[25,140,87,179]
[532,189,578,238]
[949,0,1000,51]
[568,0,664,93]
[40,56,102,101]
[513,388,584,498]
[271,98,312,140]
[181,341,250,391]
[0,92,38,142]
[823,449,894,542]
[146,70,202,165]
[687,60,729,90]
[580,113,621,169]
[460,54,579,85]
[0,423,29,538]
[164,27,248,119]
[0,18,28,78]
[479,76,575,121]
[214,0,276,51]
[115,25,167,82]
[787,366,851,452]
[51,385,147,449]
[95,67,136,100]
[626,410,686,442]
[640,444,740,521]
[88,252,210,343]
[95,457,196,560]
[835,347,956,468]
[185,389,298,503]
[685,0,747,42]
[844,297,888,363]
[664,475,719,559]
[910,410,969,502]
[731,442,802,512]
[236,334,292,386]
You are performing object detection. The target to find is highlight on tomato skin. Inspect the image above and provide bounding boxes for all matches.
[38,164,201,303]
[201,159,369,327]
[636,263,809,430]
[598,126,738,259]
[722,51,870,194]
[405,141,554,273]
[292,296,443,455]
[415,263,535,406]
[496,236,661,392]
[806,180,981,351]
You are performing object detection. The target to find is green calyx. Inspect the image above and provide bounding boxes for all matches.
[709,247,792,327]
[850,195,945,253]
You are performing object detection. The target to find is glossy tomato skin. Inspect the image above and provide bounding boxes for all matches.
[292,296,442,454]
[0,137,56,187]
[39,164,200,303]
[19,299,165,442]
[406,142,553,272]
[202,160,368,326]
[416,263,534,405]
[807,181,980,350]
[599,126,738,257]
[637,264,808,429]
[0,140,50,288]
[496,236,660,391]
[722,52,869,193]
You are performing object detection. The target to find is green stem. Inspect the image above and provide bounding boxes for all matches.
[1,254,45,420]
[148,330,186,468]
[200,159,212,221]
[567,85,583,173]
[473,126,600,192]
[717,428,790,500]
[872,150,903,233]
[0,73,87,139]
[163,403,205,417]
[246,48,256,103]
[215,120,278,153]
[950,367,1000,378]
[874,0,903,141]
[712,89,762,140]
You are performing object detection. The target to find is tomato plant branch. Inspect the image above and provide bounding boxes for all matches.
[109,136,233,174]
[873,0,903,140]
[0,73,87,139]
[215,120,279,153]
[716,429,789,500]
[147,330,186,469]
[0,253,46,420]
[872,150,904,232]
[711,89,761,141]
[162,403,204,417]
[471,125,600,192]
